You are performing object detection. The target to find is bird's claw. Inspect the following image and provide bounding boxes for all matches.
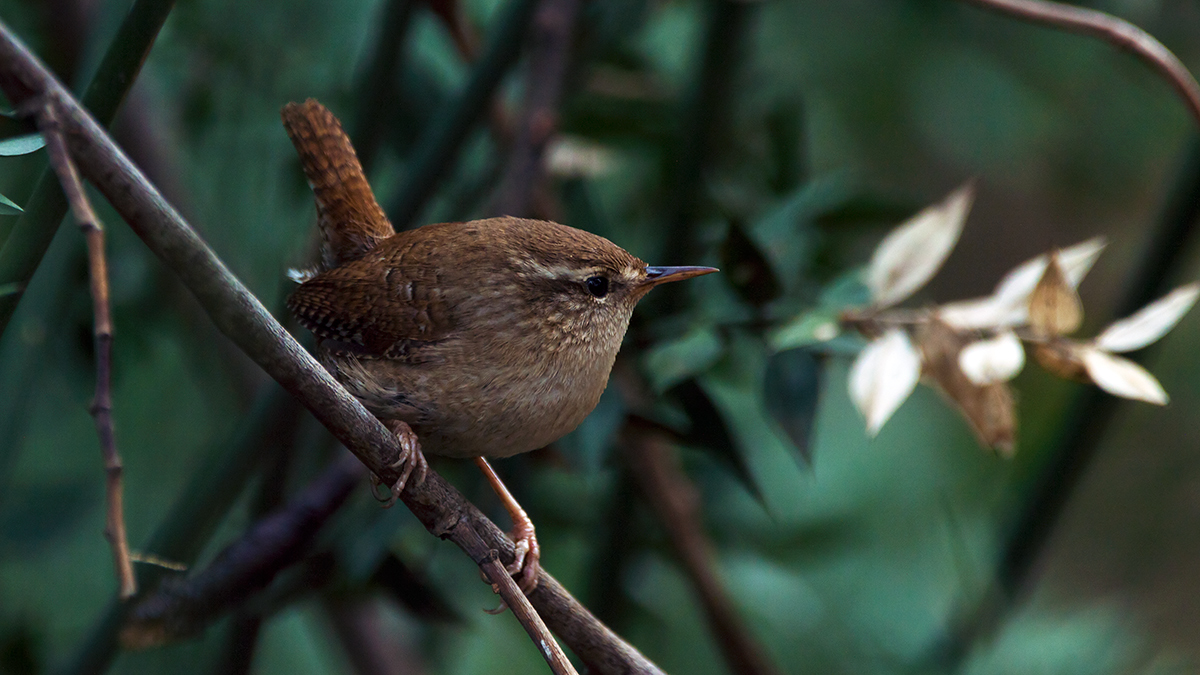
[372,420,428,508]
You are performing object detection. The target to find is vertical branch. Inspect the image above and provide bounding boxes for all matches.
[387,0,540,229]
[36,102,136,599]
[489,0,584,218]
[623,431,783,675]
[665,0,758,261]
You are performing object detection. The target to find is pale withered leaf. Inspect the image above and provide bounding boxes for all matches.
[849,329,922,436]
[1095,282,1200,353]
[1027,254,1082,336]
[1081,347,1168,405]
[866,183,973,309]
[938,237,1105,330]
[1033,341,1088,381]
[958,330,1025,385]
[918,318,1017,453]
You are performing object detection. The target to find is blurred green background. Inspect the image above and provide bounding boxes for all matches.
[2,0,1200,673]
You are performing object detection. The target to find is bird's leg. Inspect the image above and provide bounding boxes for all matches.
[371,420,428,508]
[474,457,540,594]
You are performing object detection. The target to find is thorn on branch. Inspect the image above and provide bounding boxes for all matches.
[35,97,135,600]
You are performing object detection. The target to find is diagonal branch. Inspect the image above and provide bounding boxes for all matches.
[36,100,136,600]
[958,0,1200,128]
[0,20,662,675]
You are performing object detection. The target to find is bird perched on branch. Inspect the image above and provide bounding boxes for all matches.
[281,99,715,591]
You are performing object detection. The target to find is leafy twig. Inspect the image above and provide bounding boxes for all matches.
[959,0,1200,127]
[623,429,783,675]
[36,101,136,599]
[932,140,1200,667]
[0,20,662,675]
[489,0,583,217]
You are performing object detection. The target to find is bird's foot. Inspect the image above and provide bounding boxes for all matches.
[506,516,541,595]
[371,420,428,508]
[474,457,541,600]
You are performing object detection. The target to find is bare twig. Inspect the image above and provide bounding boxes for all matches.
[623,430,783,675]
[489,0,583,217]
[959,0,1200,128]
[36,101,136,600]
[120,453,364,647]
[479,547,578,675]
[0,20,662,675]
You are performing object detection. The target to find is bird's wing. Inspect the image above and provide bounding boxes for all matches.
[287,241,453,360]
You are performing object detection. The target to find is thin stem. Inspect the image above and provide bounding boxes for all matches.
[623,431,783,675]
[37,101,135,599]
[0,21,663,675]
[958,0,1200,127]
[479,548,578,675]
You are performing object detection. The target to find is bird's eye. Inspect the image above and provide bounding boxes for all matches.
[585,275,609,298]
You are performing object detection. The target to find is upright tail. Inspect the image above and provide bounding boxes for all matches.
[281,99,394,269]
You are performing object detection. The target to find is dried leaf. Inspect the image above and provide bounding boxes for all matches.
[917,318,1017,453]
[1027,254,1082,336]
[938,237,1105,330]
[1081,347,1168,405]
[849,329,922,435]
[1032,341,1088,381]
[958,330,1025,385]
[866,183,973,309]
[1095,282,1200,353]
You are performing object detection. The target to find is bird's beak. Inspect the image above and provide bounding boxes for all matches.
[638,266,719,288]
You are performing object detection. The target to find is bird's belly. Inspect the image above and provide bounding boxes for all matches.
[325,351,609,459]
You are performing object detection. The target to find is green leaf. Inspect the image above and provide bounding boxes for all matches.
[0,133,44,156]
[695,331,806,508]
[642,326,724,392]
[671,379,762,504]
[0,192,23,215]
[769,309,840,352]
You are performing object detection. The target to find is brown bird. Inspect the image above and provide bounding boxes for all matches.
[281,100,715,590]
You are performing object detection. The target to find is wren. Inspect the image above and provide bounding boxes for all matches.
[281,100,715,590]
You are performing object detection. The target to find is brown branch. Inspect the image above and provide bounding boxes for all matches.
[35,100,136,600]
[959,0,1200,128]
[623,430,783,675]
[0,20,663,675]
[489,0,583,218]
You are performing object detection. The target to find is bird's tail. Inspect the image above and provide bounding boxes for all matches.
[281,99,394,268]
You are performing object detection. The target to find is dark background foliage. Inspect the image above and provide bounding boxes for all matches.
[1,0,1199,673]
